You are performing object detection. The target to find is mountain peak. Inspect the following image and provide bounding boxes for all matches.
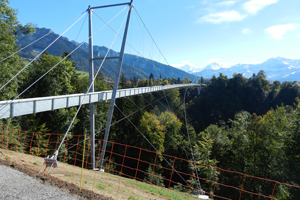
[178,64,195,73]
[193,57,300,82]
[205,62,222,70]
[203,62,234,71]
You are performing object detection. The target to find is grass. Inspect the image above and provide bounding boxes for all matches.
[77,70,88,76]
[128,195,139,200]
[126,180,191,200]
[96,183,105,190]
[5,156,10,161]
[0,148,199,200]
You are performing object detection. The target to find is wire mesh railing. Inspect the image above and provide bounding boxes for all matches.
[1,125,300,199]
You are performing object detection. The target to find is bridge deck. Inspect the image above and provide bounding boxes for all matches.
[0,84,199,119]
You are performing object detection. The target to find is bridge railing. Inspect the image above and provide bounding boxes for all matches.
[1,125,299,199]
[0,84,199,119]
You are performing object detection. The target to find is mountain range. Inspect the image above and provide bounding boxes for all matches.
[17,28,195,80]
[17,28,299,83]
[179,57,300,82]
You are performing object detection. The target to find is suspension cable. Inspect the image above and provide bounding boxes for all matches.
[75,14,88,42]
[149,90,194,162]
[93,11,170,79]
[150,89,189,124]
[58,89,176,156]
[133,10,160,78]
[115,104,190,186]
[0,12,88,92]
[133,7,170,66]
[0,11,87,64]
[184,87,202,191]
[128,93,192,159]
[0,6,128,114]
[161,90,171,110]
[56,6,129,153]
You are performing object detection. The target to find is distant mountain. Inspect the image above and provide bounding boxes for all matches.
[17,28,195,80]
[17,28,149,80]
[191,57,300,82]
[72,40,194,80]
[178,64,195,73]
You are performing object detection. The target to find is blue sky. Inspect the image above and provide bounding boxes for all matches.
[10,0,300,70]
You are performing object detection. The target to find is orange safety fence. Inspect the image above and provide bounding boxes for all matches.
[1,124,300,200]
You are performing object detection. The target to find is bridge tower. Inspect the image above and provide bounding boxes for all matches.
[87,0,134,170]
[88,5,96,170]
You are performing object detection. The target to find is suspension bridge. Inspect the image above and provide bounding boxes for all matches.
[2,1,300,199]
[0,0,209,199]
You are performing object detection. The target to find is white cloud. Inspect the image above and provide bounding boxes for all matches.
[244,0,278,14]
[242,28,253,35]
[198,11,247,23]
[217,1,235,6]
[265,24,296,40]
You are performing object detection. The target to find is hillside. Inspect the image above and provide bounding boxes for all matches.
[0,149,185,200]
[17,27,195,80]
[75,40,195,80]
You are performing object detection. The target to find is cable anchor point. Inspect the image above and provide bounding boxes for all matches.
[39,150,58,174]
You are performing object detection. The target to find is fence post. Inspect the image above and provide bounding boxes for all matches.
[271,182,278,200]
[167,157,176,199]
[188,161,197,197]
[135,148,142,179]
[12,128,15,151]
[107,142,115,173]
[85,137,91,170]
[120,145,128,176]
[22,131,27,155]
[148,152,158,199]
[1,125,3,149]
[71,135,80,189]
[36,132,42,157]
[239,175,247,200]
[80,134,87,192]
[117,145,128,194]
[63,135,69,164]
[17,130,21,153]
[132,148,142,198]
[6,127,9,151]
[212,168,221,199]
[29,132,35,155]
[54,135,60,158]
[45,134,51,158]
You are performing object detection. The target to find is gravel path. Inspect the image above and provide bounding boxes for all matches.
[0,165,77,200]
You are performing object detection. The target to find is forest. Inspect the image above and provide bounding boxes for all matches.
[1,0,300,199]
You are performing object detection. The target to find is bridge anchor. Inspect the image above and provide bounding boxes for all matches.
[39,150,58,174]
[190,189,209,199]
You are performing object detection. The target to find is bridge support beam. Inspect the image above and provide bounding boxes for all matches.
[99,0,134,170]
[88,6,96,170]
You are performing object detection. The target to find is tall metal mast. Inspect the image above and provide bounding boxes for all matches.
[88,5,96,170]
[99,0,134,170]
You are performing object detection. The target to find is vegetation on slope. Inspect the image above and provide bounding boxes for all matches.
[1,1,300,199]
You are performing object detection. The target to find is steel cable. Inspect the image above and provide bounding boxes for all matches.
[0,12,88,92]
